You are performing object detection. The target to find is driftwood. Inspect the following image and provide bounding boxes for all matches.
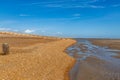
[2,43,9,55]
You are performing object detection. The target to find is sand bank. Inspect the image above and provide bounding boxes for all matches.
[0,32,76,80]
[66,39,120,80]
[90,39,120,50]
[90,39,120,58]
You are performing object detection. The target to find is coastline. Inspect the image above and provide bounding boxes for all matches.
[66,38,120,80]
[63,39,77,80]
[0,32,77,80]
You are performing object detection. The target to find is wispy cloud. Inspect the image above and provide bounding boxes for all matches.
[24,0,120,9]
[0,20,17,24]
[73,13,81,17]
[0,28,11,31]
[42,17,81,21]
[42,4,105,8]
[112,4,120,7]
[19,14,30,17]
[30,1,65,5]
[87,5,105,8]
[24,0,105,9]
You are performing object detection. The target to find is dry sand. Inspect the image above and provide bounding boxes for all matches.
[0,32,76,80]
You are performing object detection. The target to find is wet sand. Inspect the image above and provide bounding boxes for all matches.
[90,39,120,50]
[91,39,120,59]
[66,39,120,80]
[0,32,76,80]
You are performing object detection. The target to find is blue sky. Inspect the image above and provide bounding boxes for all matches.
[0,0,120,38]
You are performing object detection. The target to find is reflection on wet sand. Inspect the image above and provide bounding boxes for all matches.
[66,39,120,80]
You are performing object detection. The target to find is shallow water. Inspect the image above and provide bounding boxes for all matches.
[66,39,120,80]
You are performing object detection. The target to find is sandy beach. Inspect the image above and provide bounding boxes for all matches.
[0,32,76,80]
[1,32,120,80]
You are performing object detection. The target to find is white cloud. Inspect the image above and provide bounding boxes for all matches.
[24,29,35,33]
[19,14,30,17]
[40,3,104,9]
[0,27,21,32]
[57,32,63,35]
[0,28,11,31]
[30,0,99,5]
[25,0,105,9]
[88,5,105,8]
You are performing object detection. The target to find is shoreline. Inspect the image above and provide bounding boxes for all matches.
[66,39,120,80]
[63,39,77,80]
[0,32,77,80]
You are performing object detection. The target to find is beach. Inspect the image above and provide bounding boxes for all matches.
[0,32,76,80]
[1,32,120,80]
